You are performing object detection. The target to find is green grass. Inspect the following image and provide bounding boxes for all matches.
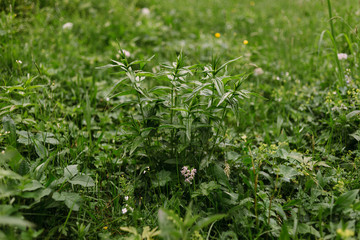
[1,0,360,239]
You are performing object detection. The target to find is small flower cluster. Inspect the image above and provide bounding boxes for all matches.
[122,196,133,214]
[336,228,354,238]
[224,162,230,178]
[337,53,348,60]
[181,166,196,184]
[62,22,73,30]
[258,143,278,155]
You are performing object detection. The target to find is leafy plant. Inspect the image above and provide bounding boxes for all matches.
[158,204,226,240]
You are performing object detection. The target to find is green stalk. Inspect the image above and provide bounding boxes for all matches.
[170,75,180,184]
[208,101,229,163]
[326,0,344,86]
[248,146,259,228]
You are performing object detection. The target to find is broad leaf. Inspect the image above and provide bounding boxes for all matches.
[334,189,359,212]
[69,174,95,187]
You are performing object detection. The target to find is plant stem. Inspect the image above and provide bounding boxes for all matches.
[208,102,229,164]
[268,174,279,225]
[248,146,259,228]
[326,0,344,86]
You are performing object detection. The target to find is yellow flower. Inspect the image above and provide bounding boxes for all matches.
[103,226,108,230]
[215,33,221,38]
[243,40,249,45]
[337,228,355,238]
[250,1,255,6]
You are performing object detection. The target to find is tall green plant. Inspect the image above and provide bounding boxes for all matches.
[102,52,249,193]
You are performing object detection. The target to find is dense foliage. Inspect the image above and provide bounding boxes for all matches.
[1,0,360,239]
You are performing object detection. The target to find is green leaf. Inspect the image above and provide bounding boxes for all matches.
[217,91,232,107]
[185,117,193,141]
[2,115,16,146]
[193,214,226,231]
[297,223,320,238]
[0,146,23,172]
[16,130,34,145]
[192,181,220,197]
[18,159,29,176]
[34,140,47,159]
[159,124,185,129]
[0,169,22,180]
[52,192,82,211]
[0,216,35,228]
[213,163,230,187]
[279,223,290,240]
[130,136,143,155]
[186,82,211,102]
[278,165,299,182]
[69,174,95,187]
[141,226,161,239]
[215,56,242,74]
[120,226,138,235]
[346,110,360,119]
[64,165,79,178]
[23,180,43,192]
[349,130,360,141]
[152,170,171,187]
[334,189,359,212]
[105,76,128,96]
[214,77,224,96]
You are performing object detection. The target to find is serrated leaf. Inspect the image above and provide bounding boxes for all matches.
[278,165,298,182]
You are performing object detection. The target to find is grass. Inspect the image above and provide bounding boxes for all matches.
[1,0,360,239]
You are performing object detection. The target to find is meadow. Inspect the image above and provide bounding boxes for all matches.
[1,0,360,239]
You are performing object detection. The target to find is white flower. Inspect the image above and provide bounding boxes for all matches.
[337,53,348,60]
[106,97,110,102]
[119,49,131,58]
[16,60,22,64]
[124,196,129,201]
[122,208,128,214]
[62,22,73,30]
[253,68,264,76]
[141,8,150,16]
